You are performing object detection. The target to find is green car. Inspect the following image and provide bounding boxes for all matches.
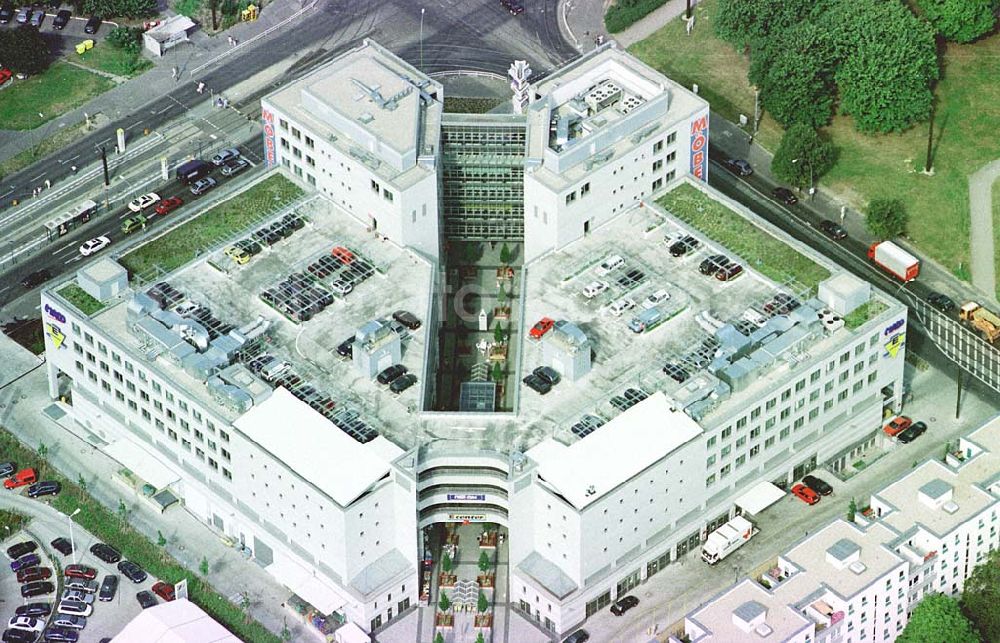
[121,214,147,235]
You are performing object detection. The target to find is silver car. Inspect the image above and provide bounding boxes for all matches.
[189,177,217,195]
[15,6,31,22]
[60,589,94,605]
[64,578,98,593]
[221,158,248,176]
[28,8,42,26]
[50,614,87,630]
[211,147,240,166]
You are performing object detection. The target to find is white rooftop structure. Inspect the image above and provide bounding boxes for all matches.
[233,387,402,506]
[112,598,242,642]
[527,391,702,508]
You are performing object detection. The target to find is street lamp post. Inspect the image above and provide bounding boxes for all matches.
[792,158,815,201]
[420,9,425,71]
[68,507,81,565]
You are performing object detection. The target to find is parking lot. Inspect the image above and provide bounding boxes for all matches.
[0,3,116,42]
[2,497,172,641]
[519,205,796,435]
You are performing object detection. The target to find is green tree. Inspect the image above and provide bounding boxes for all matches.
[500,243,512,265]
[748,22,837,128]
[771,125,836,190]
[476,631,486,643]
[491,362,503,383]
[0,26,51,76]
[439,590,451,612]
[441,551,452,573]
[494,321,505,344]
[847,497,857,522]
[478,550,491,573]
[823,0,938,133]
[77,474,88,492]
[199,556,210,575]
[280,618,292,642]
[865,198,908,239]
[434,633,445,643]
[915,0,999,43]
[239,591,252,624]
[497,284,507,305]
[715,0,830,51]
[157,530,167,547]
[898,594,979,643]
[116,499,129,523]
[37,442,48,458]
[478,589,489,613]
[961,549,1000,641]
[80,0,156,19]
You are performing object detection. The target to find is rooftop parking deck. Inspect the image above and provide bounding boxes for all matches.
[94,196,433,445]
[518,181,903,438]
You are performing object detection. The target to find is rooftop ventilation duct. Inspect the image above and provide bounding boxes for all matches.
[206,376,254,414]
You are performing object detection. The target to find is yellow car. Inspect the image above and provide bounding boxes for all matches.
[224,246,251,265]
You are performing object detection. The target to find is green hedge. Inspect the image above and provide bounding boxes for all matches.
[0,427,279,642]
[605,0,667,33]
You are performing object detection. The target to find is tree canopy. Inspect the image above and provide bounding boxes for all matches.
[771,125,836,189]
[76,0,157,19]
[0,26,50,76]
[714,0,830,51]
[866,198,909,240]
[914,0,999,43]
[898,594,979,643]
[961,549,1000,641]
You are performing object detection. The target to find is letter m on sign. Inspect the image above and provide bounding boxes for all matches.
[689,114,709,182]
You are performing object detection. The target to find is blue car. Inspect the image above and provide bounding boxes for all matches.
[11,552,40,572]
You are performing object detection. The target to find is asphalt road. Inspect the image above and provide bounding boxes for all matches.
[0,0,576,207]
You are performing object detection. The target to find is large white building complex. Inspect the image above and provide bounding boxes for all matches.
[39,40,912,639]
[678,413,1000,643]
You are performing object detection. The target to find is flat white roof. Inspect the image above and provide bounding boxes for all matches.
[736,480,786,515]
[528,391,702,509]
[113,598,241,642]
[104,439,180,491]
[234,387,393,506]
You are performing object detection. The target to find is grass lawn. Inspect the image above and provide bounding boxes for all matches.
[57,282,105,316]
[443,97,506,114]
[0,427,279,642]
[630,0,1000,281]
[120,174,304,278]
[844,299,889,331]
[0,509,28,534]
[658,183,831,292]
[73,45,152,78]
[0,119,89,182]
[0,62,115,130]
[994,178,1000,301]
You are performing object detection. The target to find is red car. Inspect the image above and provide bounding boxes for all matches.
[883,416,912,437]
[4,468,37,489]
[331,246,354,264]
[17,566,52,583]
[0,68,12,86]
[64,564,97,580]
[530,317,554,339]
[152,581,175,602]
[792,483,820,506]
[155,196,183,216]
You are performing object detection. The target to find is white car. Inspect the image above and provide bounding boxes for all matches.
[7,616,44,633]
[609,297,636,316]
[642,289,670,309]
[329,279,353,296]
[211,148,241,166]
[582,280,609,299]
[594,254,625,276]
[57,600,93,617]
[61,589,94,605]
[127,192,160,213]
[79,235,111,257]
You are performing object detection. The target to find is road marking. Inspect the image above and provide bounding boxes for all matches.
[126,120,145,132]
[29,173,46,182]
[0,190,11,200]
[64,255,82,265]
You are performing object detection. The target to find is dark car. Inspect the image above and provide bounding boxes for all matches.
[610,595,639,616]
[97,574,118,602]
[522,373,552,395]
[699,254,730,276]
[926,292,956,314]
[392,310,422,330]
[82,14,100,33]
[20,269,52,289]
[663,363,689,383]
[669,235,700,257]
[117,560,146,584]
[389,373,417,394]
[335,336,354,358]
[52,8,70,28]
[17,566,52,584]
[616,268,645,288]
[716,263,744,281]
[11,553,40,571]
[43,627,79,642]
[764,293,801,315]
[7,540,37,560]
[818,220,847,240]
[724,158,753,176]
[801,474,833,496]
[0,5,14,23]
[533,366,561,386]
[2,629,37,643]
[151,581,175,602]
[771,187,798,205]
[235,238,262,256]
[21,581,54,598]
[14,604,50,619]
[135,590,157,609]
[27,481,60,498]
[376,364,407,385]
[563,630,590,643]
[897,421,927,444]
[89,543,121,564]
[63,565,96,580]
[0,461,15,477]
[49,538,72,557]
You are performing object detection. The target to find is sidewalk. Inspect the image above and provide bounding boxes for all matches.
[0,0,316,166]
[558,0,700,53]
[968,160,1000,301]
[0,335,310,640]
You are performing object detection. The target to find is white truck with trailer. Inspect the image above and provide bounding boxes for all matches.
[701,515,758,565]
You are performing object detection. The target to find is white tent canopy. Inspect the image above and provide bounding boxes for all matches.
[735,480,786,515]
[104,439,179,490]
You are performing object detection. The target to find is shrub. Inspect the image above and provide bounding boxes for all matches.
[605,0,668,33]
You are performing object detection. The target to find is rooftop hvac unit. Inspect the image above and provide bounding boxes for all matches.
[848,561,867,575]
[754,624,773,637]
[617,94,645,115]
[584,81,622,112]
